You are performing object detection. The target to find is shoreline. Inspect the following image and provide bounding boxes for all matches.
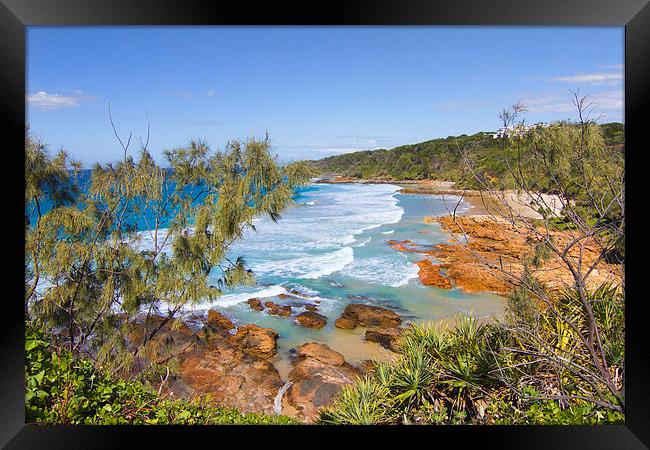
[317,176,556,219]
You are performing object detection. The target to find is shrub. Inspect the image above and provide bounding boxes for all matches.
[319,311,624,425]
[25,323,297,425]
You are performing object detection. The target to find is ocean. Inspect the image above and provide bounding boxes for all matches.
[174,182,505,374]
[30,179,505,372]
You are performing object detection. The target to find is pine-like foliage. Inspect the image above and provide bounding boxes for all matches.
[25,130,312,375]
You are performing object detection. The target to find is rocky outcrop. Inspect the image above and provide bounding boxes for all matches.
[415,259,452,289]
[205,310,235,338]
[365,327,402,352]
[229,324,278,359]
[126,312,285,416]
[179,345,283,415]
[416,215,622,295]
[286,343,361,422]
[296,342,346,366]
[246,298,264,311]
[334,303,401,330]
[387,239,422,253]
[264,301,292,317]
[295,311,327,329]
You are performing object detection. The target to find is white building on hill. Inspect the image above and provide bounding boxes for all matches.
[492,122,549,139]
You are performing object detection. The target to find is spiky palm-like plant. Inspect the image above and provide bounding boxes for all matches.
[318,376,395,425]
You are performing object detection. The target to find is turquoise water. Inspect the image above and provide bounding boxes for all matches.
[180,183,505,372]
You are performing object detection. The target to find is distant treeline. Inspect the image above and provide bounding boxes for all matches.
[309,122,624,189]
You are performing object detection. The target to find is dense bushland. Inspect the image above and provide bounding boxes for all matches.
[310,122,624,190]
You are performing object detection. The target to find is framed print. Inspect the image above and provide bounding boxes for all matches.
[2,0,649,448]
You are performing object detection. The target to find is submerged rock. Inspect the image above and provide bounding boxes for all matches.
[295,311,327,329]
[365,327,402,352]
[246,298,264,311]
[334,303,402,330]
[386,239,421,253]
[289,288,313,297]
[264,301,292,317]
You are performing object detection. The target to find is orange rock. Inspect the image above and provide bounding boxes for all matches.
[264,301,292,317]
[424,215,621,295]
[246,298,264,311]
[295,311,327,329]
[387,239,421,253]
[365,327,402,352]
[206,310,235,333]
[334,303,401,329]
[296,343,345,366]
[415,260,452,289]
[287,343,361,422]
[229,324,278,359]
[179,346,283,415]
[334,316,357,329]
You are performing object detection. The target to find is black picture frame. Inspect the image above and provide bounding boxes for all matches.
[2,0,648,448]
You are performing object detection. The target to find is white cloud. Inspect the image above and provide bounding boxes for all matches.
[27,91,89,111]
[280,136,408,158]
[547,71,623,85]
[591,90,624,111]
[597,63,624,70]
[523,90,623,116]
[167,89,193,99]
[206,89,216,97]
[523,95,576,114]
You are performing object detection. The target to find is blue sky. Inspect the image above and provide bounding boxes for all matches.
[27,27,624,166]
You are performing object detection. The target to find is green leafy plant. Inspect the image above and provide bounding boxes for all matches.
[25,323,297,425]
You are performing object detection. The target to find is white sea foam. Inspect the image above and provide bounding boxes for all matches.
[192,282,336,311]
[381,230,395,235]
[211,285,288,307]
[393,263,421,287]
[342,255,420,288]
[228,183,404,281]
[353,237,372,247]
[250,246,354,280]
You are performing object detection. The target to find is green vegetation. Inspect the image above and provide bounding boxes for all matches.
[26,324,297,424]
[310,123,624,190]
[320,284,624,425]
[321,100,625,425]
[25,97,624,425]
[25,129,312,377]
[25,127,312,424]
